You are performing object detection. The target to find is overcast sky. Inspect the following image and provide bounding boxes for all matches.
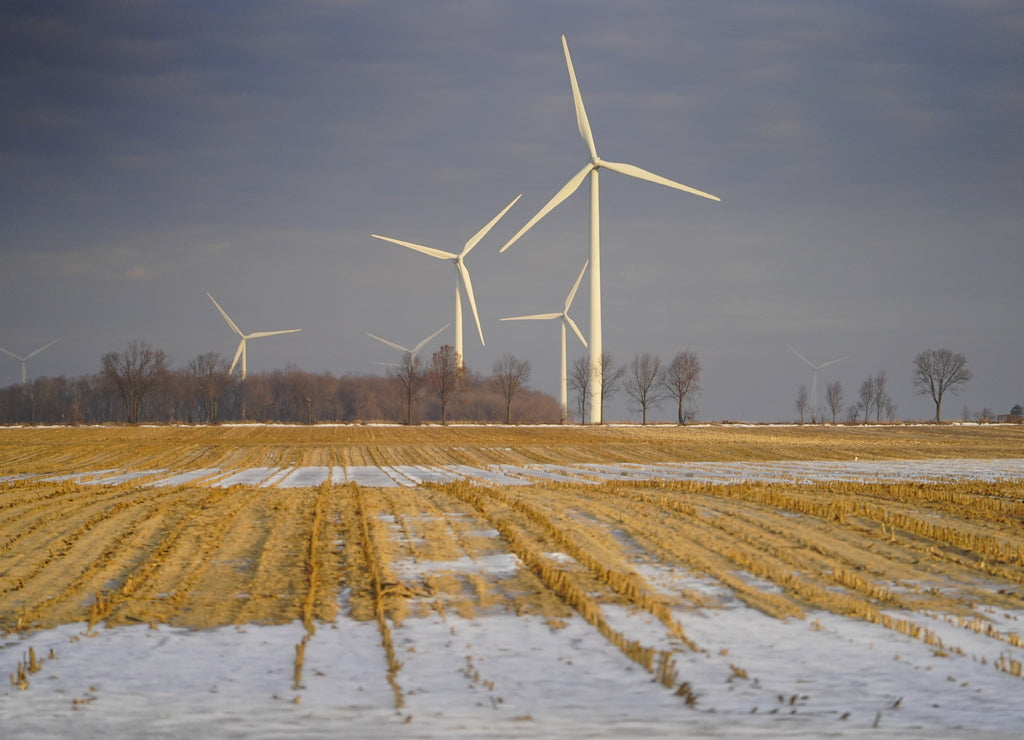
[2,0,1021,422]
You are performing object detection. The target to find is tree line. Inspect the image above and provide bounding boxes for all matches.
[568,349,703,425]
[793,347,977,424]
[0,341,992,426]
[0,341,562,426]
[0,338,710,426]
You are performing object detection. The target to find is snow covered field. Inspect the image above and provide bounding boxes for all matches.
[7,456,1024,489]
[4,581,1022,738]
[3,456,1024,738]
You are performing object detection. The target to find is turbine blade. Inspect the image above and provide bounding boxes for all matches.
[411,323,450,355]
[565,314,588,347]
[246,329,301,339]
[208,293,244,336]
[371,234,457,261]
[457,262,485,347]
[0,346,24,361]
[24,338,63,360]
[565,260,589,310]
[500,164,593,252]
[367,333,410,354]
[229,340,244,374]
[562,35,598,160]
[501,313,561,321]
[818,355,851,369]
[599,160,721,202]
[786,344,816,369]
[462,194,522,257]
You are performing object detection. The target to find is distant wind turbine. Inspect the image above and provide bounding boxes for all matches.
[367,323,451,364]
[500,35,720,424]
[501,261,588,424]
[372,194,521,368]
[207,293,301,380]
[0,338,63,384]
[787,345,849,422]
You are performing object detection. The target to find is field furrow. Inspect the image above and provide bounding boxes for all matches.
[1,486,198,630]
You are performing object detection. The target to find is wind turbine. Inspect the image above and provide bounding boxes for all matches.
[501,260,588,424]
[787,345,849,422]
[0,338,63,384]
[501,35,720,424]
[207,292,301,380]
[367,323,450,364]
[372,194,521,368]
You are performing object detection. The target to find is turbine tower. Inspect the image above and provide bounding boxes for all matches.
[501,35,719,424]
[0,338,63,384]
[501,260,588,424]
[787,345,849,422]
[372,195,521,369]
[207,292,301,380]
[367,323,450,363]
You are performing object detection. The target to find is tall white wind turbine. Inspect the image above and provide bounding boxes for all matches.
[787,345,849,422]
[372,195,521,369]
[501,261,588,424]
[0,338,63,384]
[367,323,451,363]
[207,293,301,380]
[501,35,720,424]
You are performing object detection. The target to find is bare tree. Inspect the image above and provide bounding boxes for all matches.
[569,355,590,424]
[663,350,701,425]
[100,340,169,423]
[389,353,424,425]
[913,348,972,423]
[845,402,862,424]
[187,352,233,423]
[858,377,874,425]
[825,380,844,424]
[429,345,463,425]
[599,352,626,423]
[795,385,808,424]
[623,352,665,425]
[571,353,622,424]
[871,371,890,422]
[490,354,531,425]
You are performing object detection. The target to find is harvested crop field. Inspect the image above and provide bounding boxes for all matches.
[2,423,1024,738]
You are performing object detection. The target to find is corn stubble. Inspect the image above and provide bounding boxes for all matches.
[2,423,1024,701]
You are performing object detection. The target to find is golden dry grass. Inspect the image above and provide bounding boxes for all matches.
[2,422,1023,475]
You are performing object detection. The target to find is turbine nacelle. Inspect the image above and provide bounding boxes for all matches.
[501,260,589,422]
[0,338,63,384]
[207,292,301,380]
[500,34,721,423]
[367,323,450,361]
[787,344,850,421]
[372,194,521,366]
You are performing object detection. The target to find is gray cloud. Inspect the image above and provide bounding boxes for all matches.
[1,0,1020,420]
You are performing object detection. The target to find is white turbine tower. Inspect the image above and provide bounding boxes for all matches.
[787,345,849,422]
[367,323,450,364]
[207,293,301,380]
[501,35,720,424]
[0,338,63,384]
[501,260,588,424]
[372,194,521,369]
